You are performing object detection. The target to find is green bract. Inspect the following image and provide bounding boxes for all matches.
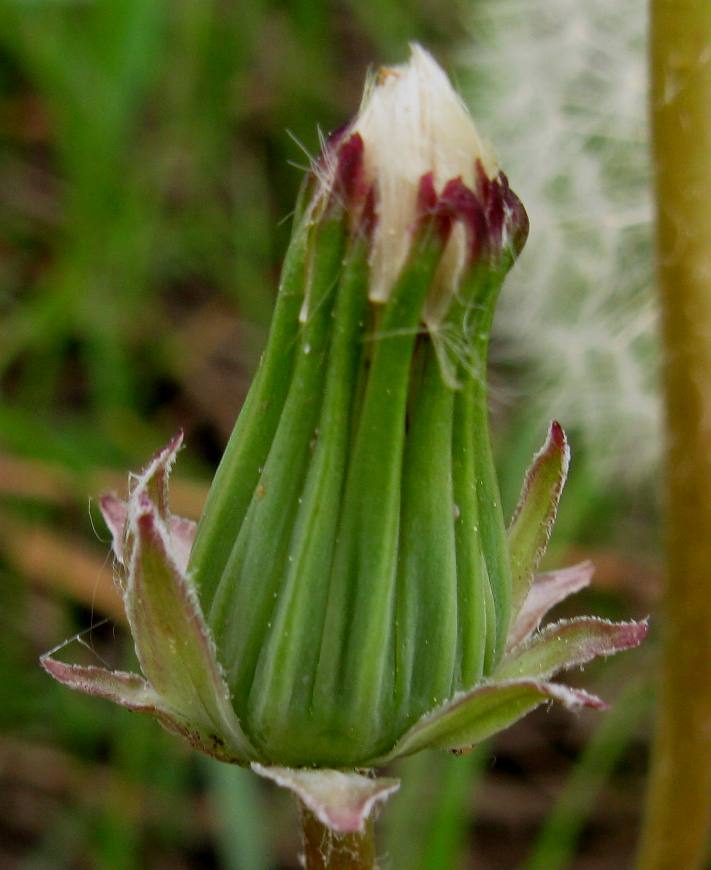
[42,45,646,833]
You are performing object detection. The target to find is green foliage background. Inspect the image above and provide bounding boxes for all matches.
[0,2,655,867]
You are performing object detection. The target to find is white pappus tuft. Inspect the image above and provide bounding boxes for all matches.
[464,0,658,482]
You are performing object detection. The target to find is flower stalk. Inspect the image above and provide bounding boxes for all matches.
[300,807,375,870]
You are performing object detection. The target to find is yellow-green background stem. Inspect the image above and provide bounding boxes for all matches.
[638,2,711,866]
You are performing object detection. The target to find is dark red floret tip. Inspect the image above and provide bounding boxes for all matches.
[499,172,530,252]
[333,133,366,206]
[439,177,487,260]
[310,123,352,182]
[415,172,453,240]
[358,185,377,238]
[475,163,504,247]
[416,172,438,216]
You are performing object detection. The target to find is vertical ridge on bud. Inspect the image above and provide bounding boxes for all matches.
[465,273,513,663]
[394,340,457,721]
[452,378,492,687]
[246,235,370,755]
[208,217,346,713]
[312,230,446,759]
[188,216,310,611]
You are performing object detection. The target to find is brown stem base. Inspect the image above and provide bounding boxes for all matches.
[300,803,376,870]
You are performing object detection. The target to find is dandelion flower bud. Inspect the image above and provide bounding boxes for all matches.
[42,46,645,832]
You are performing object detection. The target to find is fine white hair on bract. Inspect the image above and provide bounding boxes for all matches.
[464,0,657,482]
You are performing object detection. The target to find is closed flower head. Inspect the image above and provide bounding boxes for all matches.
[331,46,499,305]
[42,45,645,833]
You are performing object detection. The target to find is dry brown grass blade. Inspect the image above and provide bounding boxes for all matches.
[0,451,207,624]
[0,516,125,623]
[0,453,208,519]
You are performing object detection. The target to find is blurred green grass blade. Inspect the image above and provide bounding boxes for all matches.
[0,405,126,469]
[421,746,487,870]
[0,0,166,411]
[383,752,432,867]
[345,0,451,57]
[385,746,487,870]
[93,696,167,870]
[20,810,88,870]
[523,681,652,870]
[206,759,271,870]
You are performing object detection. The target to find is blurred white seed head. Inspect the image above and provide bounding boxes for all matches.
[464,0,658,481]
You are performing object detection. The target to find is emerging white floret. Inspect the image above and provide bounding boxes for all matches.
[352,45,498,305]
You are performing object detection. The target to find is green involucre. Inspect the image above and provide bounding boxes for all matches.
[189,213,514,767]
